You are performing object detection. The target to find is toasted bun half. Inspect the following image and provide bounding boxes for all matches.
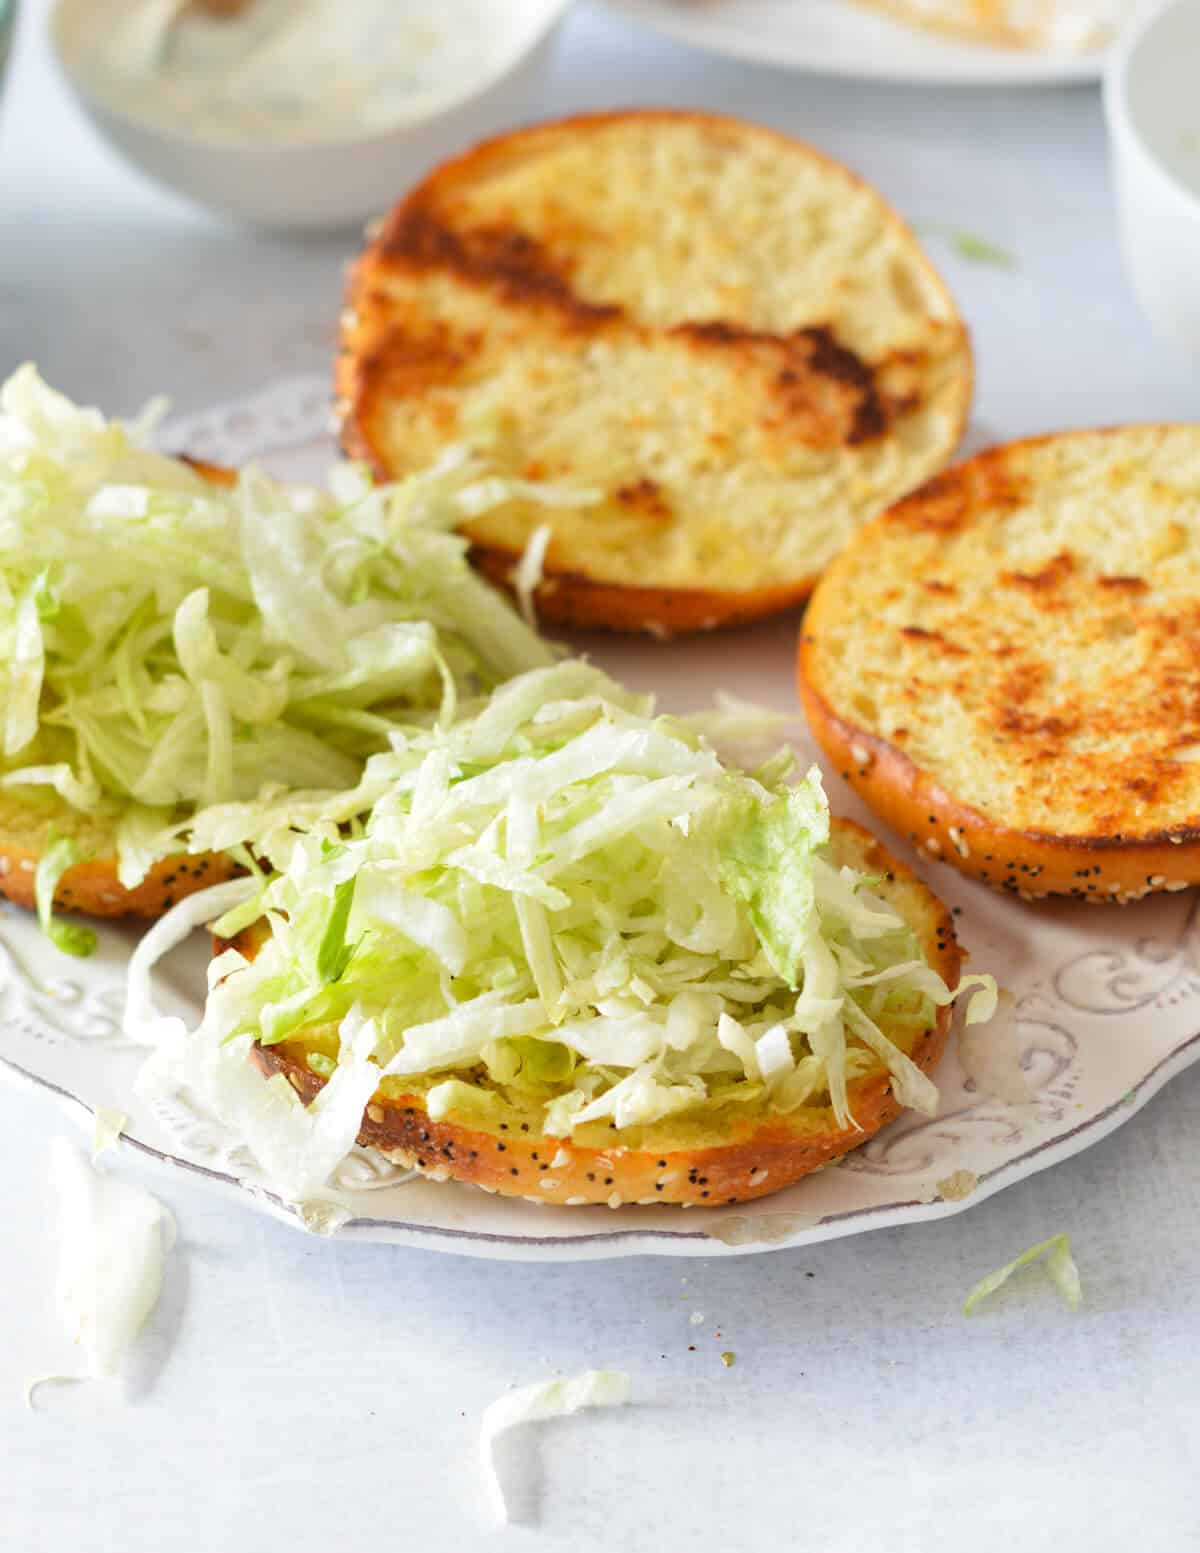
[0,457,239,921]
[338,110,971,636]
[800,427,1200,905]
[236,818,961,1208]
[850,0,1121,51]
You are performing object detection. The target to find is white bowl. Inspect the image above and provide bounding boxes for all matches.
[1105,0,1200,360]
[50,0,570,232]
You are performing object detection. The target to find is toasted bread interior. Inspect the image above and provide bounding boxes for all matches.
[803,427,1200,841]
[340,112,970,607]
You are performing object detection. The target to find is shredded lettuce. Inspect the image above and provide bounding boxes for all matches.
[34,835,97,958]
[91,1107,128,1160]
[963,1232,1082,1316]
[510,522,552,628]
[0,366,555,896]
[315,875,358,985]
[48,1137,175,1380]
[480,1370,632,1522]
[126,664,994,1198]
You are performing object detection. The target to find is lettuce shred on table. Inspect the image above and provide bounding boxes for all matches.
[44,1137,175,1386]
[0,365,555,891]
[963,1232,1082,1316]
[480,1370,633,1522]
[128,662,993,1203]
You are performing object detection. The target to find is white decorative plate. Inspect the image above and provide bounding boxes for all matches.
[602,0,1107,86]
[1,376,1197,1261]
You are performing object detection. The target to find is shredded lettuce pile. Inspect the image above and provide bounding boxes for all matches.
[130,663,993,1195]
[0,365,560,893]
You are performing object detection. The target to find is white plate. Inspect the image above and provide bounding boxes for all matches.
[2,376,1196,1261]
[603,0,1106,85]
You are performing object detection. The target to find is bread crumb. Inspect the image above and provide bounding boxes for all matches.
[936,1169,979,1201]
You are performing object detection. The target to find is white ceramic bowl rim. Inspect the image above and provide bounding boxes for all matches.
[1104,0,1200,226]
[50,0,572,153]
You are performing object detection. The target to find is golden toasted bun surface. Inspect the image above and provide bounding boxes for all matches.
[800,427,1200,902]
[339,110,971,632]
[241,817,962,1207]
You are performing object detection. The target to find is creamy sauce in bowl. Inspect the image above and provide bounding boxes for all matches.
[58,0,541,145]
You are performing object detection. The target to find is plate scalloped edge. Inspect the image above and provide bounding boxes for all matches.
[600,0,1107,88]
[2,1017,1198,1262]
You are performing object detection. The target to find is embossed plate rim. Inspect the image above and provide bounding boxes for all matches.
[2,1027,1197,1260]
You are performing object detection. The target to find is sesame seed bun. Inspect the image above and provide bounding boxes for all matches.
[232,817,962,1208]
[0,788,236,919]
[799,427,1200,904]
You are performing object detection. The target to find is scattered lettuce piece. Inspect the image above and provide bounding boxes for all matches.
[34,836,97,958]
[480,1370,632,1522]
[510,522,552,628]
[950,230,1016,267]
[48,1137,174,1380]
[963,1232,1082,1316]
[91,1108,128,1159]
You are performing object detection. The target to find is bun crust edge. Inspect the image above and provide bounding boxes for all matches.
[0,845,237,920]
[469,547,815,637]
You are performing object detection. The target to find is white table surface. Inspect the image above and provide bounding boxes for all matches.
[2,3,1199,1549]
